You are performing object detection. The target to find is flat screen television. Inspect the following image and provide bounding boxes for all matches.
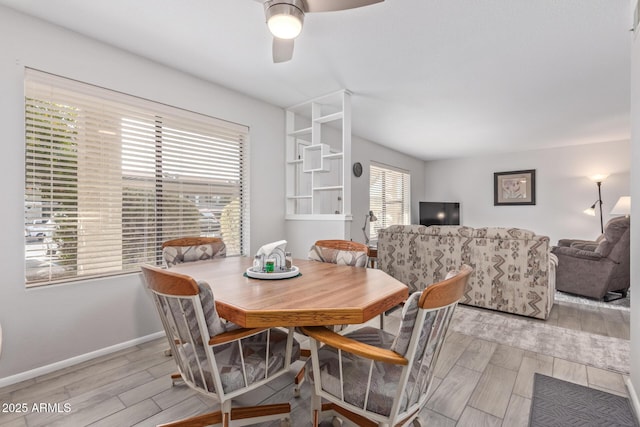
[419,202,460,226]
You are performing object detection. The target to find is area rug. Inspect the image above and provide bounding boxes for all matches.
[555,290,631,310]
[449,306,630,374]
[529,374,638,427]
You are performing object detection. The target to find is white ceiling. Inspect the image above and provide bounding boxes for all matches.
[0,0,632,160]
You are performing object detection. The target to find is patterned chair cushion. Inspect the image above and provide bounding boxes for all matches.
[167,281,227,344]
[389,292,420,356]
[182,328,300,394]
[196,281,227,338]
[308,245,368,267]
[163,242,226,267]
[390,270,458,356]
[305,326,421,417]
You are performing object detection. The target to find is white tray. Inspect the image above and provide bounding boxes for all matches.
[245,265,300,280]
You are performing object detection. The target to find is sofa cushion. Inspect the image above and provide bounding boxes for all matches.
[472,227,537,240]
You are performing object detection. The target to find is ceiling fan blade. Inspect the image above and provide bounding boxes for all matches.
[273,37,294,63]
[303,0,383,13]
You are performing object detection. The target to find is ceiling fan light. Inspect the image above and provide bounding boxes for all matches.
[266,3,304,39]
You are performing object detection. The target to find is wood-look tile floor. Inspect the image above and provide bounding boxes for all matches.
[0,299,631,427]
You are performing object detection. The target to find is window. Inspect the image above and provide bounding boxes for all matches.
[369,162,411,241]
[24,69,249,286]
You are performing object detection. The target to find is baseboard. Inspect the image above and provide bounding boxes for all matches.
[0,331,165,388]
[625,376,640,422]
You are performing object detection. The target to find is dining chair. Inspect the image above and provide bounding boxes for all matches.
[307,239,369,267]
[293,239,371,397]
[140,264,300,427]
[301,265,472,427]
[161,236,227,357]
[162,236,226,267]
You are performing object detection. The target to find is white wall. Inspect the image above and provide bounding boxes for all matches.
[350,135,426,245]
[0,7,285,381]
[285,219,352,259]
[629,0,639,412]
[424,140,631,245]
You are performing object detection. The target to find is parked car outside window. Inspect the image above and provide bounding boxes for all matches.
[26,219,56,239]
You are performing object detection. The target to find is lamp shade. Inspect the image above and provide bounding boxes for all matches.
[610,196,631,216]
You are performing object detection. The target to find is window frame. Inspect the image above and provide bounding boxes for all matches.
[24,68,250,287]
[369,162,411,242]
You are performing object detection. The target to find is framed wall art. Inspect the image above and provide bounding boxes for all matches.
[494,169,536,205]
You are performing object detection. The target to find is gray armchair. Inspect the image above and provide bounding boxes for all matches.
[551,216,630,301]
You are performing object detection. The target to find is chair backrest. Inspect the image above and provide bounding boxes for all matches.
[598,217,631,290]
[308,239,369,267]
[386,265,471,419]
[307,264,471,424]
[140,264,296,401]
[141,264,228,395]
[595,216,630,259]
[162,237,226,267]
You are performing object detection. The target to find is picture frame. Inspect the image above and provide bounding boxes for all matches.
[494,169,536,205]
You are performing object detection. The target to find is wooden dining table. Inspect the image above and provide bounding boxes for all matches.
[169,257,409,328]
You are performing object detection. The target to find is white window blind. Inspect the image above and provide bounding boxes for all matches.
[24,69,249,286]
[369,162,411,241]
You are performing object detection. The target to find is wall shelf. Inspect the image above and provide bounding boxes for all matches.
[315,111,343,124]
[303,144,331,172]
[288,127,312,136]
[314,186,343,191]
[285,90,352,217]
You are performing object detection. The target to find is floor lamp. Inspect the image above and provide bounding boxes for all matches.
[362,210,377,245]
[583,175,607,234]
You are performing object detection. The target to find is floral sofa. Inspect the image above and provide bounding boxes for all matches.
[377,225,557,319]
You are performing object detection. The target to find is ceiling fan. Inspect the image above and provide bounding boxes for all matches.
[259,0,384,63]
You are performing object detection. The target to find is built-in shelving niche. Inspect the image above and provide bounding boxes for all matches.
[285,90,351,219]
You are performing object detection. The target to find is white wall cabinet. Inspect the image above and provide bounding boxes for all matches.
[285,90,352,218]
